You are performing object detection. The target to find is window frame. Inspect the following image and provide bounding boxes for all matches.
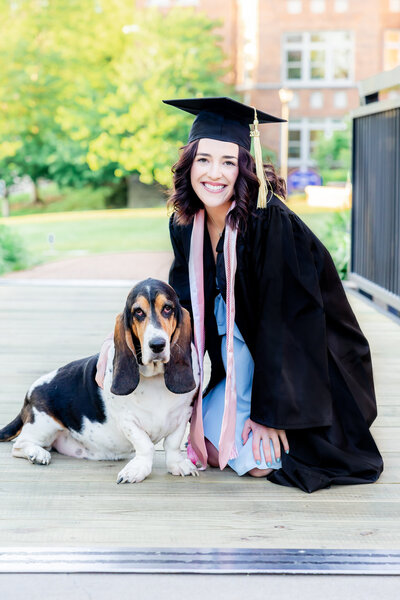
[310,0,326,14]
[287,0,303,14]
[282,31,354,87]
[288,118,347,170]
[334,0,348,12]
[389,0,400,13]
[383,29,400,71]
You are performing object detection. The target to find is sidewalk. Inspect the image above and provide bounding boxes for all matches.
[1,252,173,282]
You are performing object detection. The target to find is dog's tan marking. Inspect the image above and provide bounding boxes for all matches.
[154,293,177,338]
[47,414,66,430]
[130,295,151,347]
[5,427,22,441]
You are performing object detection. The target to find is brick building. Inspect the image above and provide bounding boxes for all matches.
[144,0,400,172]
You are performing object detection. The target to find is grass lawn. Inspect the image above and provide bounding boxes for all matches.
[1,208,172,269]
[0,199,349,272]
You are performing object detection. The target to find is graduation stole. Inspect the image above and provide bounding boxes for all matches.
[188,204,239,470]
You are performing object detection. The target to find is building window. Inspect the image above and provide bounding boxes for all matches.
[334,91,348,108]
[334,0,348,12]
[310,91,324,108]
[384,30,400,70]
[287,0,302,14]
[146,0,199,5]
[309,129,323,158]
[283,31,353,85]
[146,0,170,6]
[288,118,346,170]
[289,130,302,159]
[310,0,325,13]
[389,0,400,12]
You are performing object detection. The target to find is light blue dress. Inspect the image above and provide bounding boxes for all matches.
[202,294,282,476]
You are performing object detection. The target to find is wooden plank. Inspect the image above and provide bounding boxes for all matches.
[0,283,399,551]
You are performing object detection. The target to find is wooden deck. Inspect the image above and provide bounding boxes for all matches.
[0,280,399,550]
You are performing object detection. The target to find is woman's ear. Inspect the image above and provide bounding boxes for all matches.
[111,313,140,396]
[164,307,196,394]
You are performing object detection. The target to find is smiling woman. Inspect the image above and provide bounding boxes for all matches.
[164,96,383,493]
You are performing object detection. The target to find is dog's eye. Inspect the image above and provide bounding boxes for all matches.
[162,305,173,316]
[134,308,145,318]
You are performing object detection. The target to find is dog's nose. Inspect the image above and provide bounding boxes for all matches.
[149,337,166,354]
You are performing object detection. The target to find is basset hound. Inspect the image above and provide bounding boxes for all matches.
[0,279,200,483]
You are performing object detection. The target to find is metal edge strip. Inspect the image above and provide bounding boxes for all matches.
[1,548,400,575]
[348,272,400,312]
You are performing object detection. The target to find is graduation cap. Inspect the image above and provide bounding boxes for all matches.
[163,97,285,208]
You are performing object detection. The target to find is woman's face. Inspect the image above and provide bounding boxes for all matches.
[190,138,239,209]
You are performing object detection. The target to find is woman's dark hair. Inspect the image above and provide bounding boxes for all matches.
[167,139,286,232]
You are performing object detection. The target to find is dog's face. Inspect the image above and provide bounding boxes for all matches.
[127,280,179,366]
[111,278,196,397]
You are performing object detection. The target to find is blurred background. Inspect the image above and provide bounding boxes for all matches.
[0,0,399,281]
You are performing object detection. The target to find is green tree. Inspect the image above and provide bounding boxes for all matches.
[313,124,351,183]
[0,0,135,199]
[0,1,230,208]
[85,7,229,189]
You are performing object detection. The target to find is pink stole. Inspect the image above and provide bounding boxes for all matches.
[188,205,238,470]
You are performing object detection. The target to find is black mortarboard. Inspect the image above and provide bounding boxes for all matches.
[162,96,284,151]
[163,96,285,208]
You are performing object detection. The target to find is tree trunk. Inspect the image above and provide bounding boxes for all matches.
[32,180,44,205]
[127,175,137,208]
[1,188,9,218]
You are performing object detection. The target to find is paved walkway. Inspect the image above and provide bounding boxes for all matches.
[1,251,173,282]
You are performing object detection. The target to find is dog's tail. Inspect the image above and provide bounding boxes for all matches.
[0,414,23,441]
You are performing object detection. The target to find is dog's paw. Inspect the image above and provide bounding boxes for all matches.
[168,458,199,477]
[16,445,51,465]
[116,457,152,484]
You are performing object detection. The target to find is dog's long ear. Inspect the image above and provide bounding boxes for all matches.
[164,307,196,394]
[111,313,140,396]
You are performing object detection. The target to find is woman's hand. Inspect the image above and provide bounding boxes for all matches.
[241,418,289,465]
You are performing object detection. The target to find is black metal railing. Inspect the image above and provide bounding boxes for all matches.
[351,105,400,300]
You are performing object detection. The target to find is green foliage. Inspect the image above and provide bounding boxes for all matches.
[9,186,109,216]
[0,225,28,274]
[0,0,123,190]
[318,210,350,280]
[313,124,351,185]
[0,1,230,200]
[85,8,229,188]
[318,168,349,185]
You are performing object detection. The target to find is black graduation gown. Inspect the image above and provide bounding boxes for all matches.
[168,195,383,493]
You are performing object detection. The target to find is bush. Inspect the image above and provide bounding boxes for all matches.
[0,225,28,274]
[318,211,350,280]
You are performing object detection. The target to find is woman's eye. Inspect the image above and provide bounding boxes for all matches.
[225,161,235,166]
[197,157,207,163]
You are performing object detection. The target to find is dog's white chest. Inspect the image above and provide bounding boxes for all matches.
[107,374,193,444]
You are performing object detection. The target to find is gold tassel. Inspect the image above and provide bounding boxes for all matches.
[250,107,268,209]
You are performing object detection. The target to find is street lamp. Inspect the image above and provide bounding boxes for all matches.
[278,87,294,185]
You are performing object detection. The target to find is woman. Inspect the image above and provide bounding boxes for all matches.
[164,96,383,493]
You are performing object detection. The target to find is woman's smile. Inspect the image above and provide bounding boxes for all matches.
[202,182,227,193]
